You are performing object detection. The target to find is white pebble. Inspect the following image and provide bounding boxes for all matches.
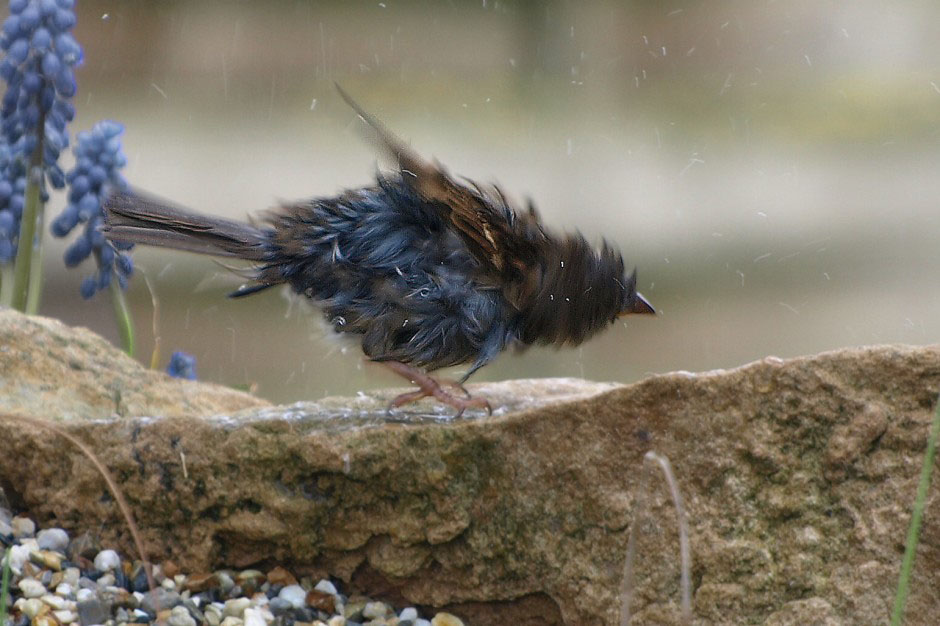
[243,608,266,626]
[63,567,81,587]
[55,582,73,597]
[36,528,70,552]
[314,579,337,596]
[18,578,46,598]
[204,604,223,626]
[75,588,94,602]
[167,605,197,626]
[93,549,121,572]
[400,607,419,620]
[277,584,306,609]
[363,601,390,619]
[219,617,244,626]
[8,544,30,574]
[54,609,77,624]
[40,593,69,610]
[223,597,251,618]
[15,597,45,618]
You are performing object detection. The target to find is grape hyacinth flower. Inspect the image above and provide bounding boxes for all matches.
[166,351,197,380]
[0,0,81,310]
[51,119,132,298]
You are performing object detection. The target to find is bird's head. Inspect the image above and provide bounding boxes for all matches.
[517,236,655,347]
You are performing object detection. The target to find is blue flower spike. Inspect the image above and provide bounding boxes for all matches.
[0,0,82,267]
[52,119,132,299]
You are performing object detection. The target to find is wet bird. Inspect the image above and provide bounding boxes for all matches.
[103,86,655,414]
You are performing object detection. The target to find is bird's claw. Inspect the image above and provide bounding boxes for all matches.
[387,386,490,418]
[382,360,491,417]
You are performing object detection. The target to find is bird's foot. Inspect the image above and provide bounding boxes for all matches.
[382,361,491,417]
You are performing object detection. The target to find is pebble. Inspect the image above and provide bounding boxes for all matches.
[39,593,70,610]
[0,513,474,625]
[204,603,224,626]
[77,597,110,625]
[223,597,252,618]
[62,567,81,587]
[35,528,69,552]
[17,577,46,598]
[139,587,182,614]
[242,607,266,626]
[93,549,121,572]
[363,600,391,619]
[15,597,45,618]
[34,615,57,626]
[30,549,63,571]
[431,613,466,626]
[277,583,307,609]
[10,516,35,538]
[314,579,338,596]
[167,605,198,626]
[305,588,336,613]
[267,596,292,616]
[216,571,236,593]
[75,588,95,602]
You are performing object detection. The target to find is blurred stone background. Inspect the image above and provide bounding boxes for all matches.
[36,0,940,402]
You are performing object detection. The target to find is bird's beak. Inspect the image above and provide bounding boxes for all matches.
[625,292,655,316]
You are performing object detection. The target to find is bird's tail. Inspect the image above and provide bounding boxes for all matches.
[102,189,269,262]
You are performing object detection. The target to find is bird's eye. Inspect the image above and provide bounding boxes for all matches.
[418,287,431,298]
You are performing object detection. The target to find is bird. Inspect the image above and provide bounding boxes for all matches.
[102,86,655,414]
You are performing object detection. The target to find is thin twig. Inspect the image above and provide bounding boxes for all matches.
[620,450,692,625]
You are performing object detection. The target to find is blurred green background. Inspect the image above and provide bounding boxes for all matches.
[36,0,940,403]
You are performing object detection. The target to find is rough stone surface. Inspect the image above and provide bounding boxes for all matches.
[1,309,939,625]
[0,309,268,420]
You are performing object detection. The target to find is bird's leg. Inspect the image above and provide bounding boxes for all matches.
[381,361,491,417]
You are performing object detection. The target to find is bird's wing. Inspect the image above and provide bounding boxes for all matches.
[336,84,538,279]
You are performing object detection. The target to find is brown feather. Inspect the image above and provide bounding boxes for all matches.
[336,84,534,279]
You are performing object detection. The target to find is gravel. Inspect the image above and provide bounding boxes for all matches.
[0,513,467,626]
